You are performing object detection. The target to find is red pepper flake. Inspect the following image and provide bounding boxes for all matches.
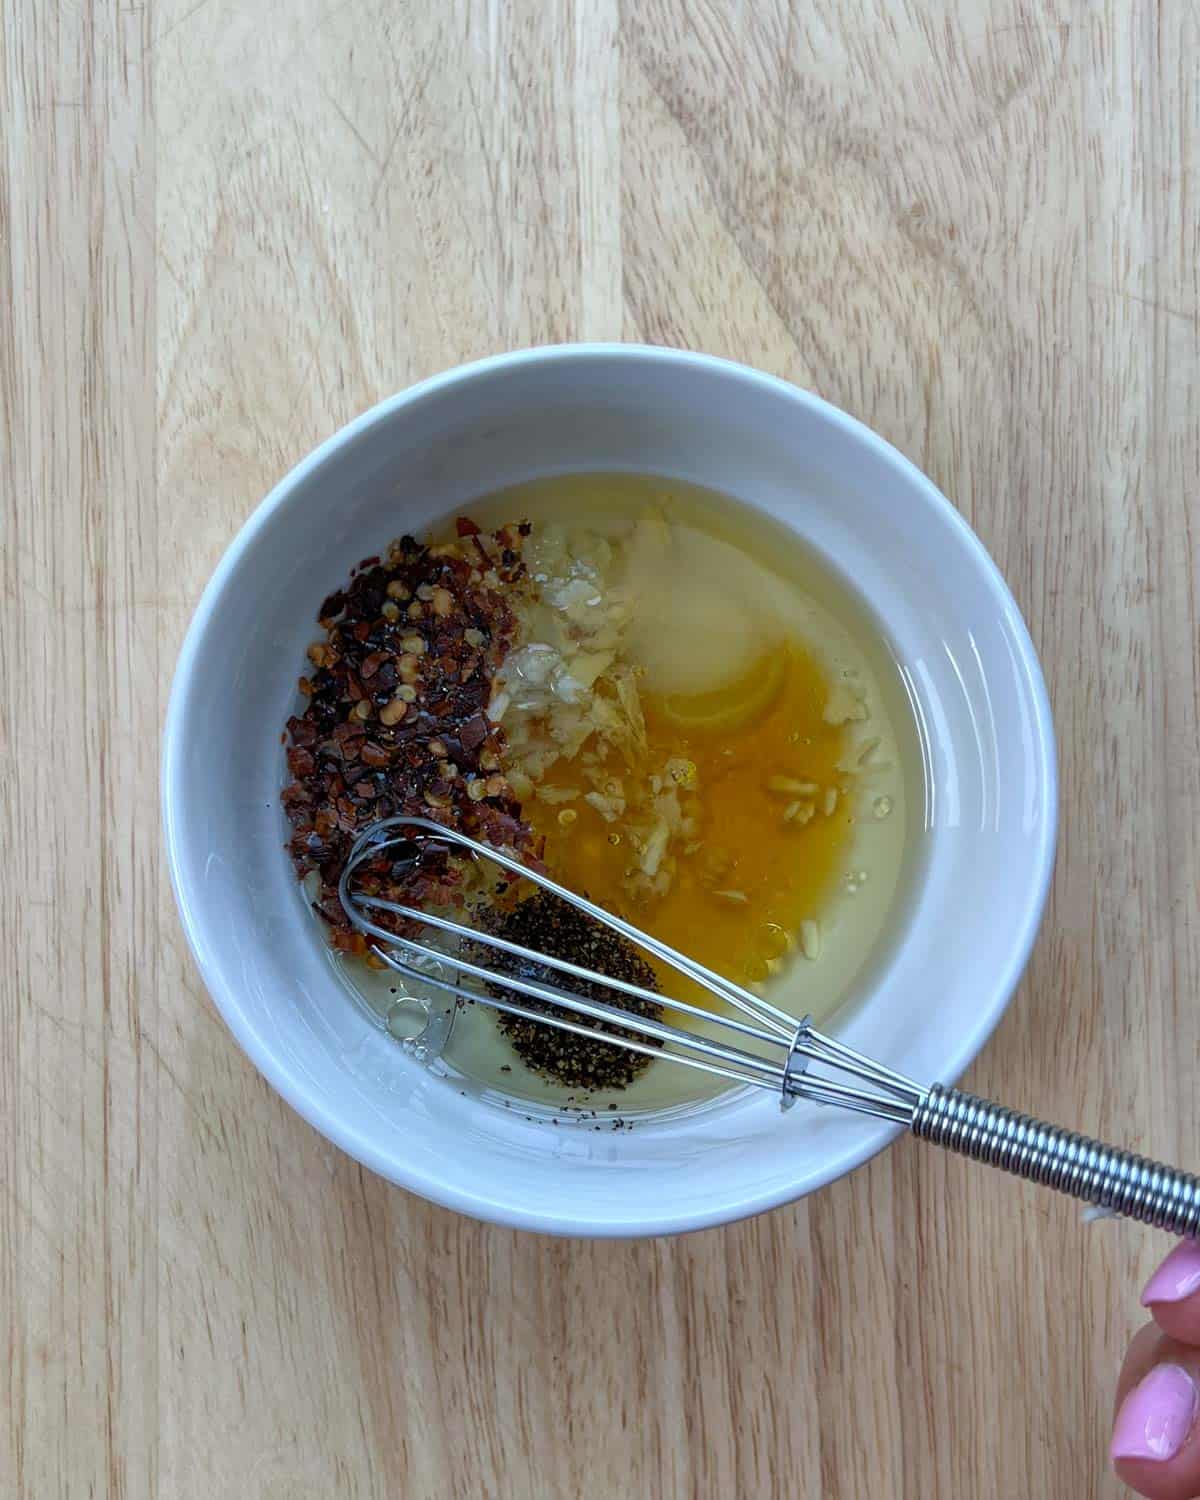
[460,713,489,751]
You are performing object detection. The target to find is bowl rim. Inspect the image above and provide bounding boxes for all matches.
[162,342,1058,1236]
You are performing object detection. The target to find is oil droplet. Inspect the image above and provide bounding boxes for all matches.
[387,997,429,1041]
[757,922,791,960]
[607,832,622,846]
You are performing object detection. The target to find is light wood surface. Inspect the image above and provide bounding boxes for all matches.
[3,1,1197,1495]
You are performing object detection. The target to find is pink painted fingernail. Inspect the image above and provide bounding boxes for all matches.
[1111,1364,1198,1463]
[1142,1240,1200,1306]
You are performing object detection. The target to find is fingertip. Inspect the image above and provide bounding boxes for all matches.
[1143,1243,1200,1346]
[1149,1300,1200,1349]
[1111,1361,1200,1500]
[1113,1457,1200,1500]
[1142,1242,1200,1309]
[1111,1364,1198,1462]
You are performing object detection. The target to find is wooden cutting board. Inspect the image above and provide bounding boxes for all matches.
[3,1,1196,1494]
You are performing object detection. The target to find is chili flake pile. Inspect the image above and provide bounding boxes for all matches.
[281,520,539,956]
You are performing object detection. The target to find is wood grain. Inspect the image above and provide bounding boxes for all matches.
[2,0,1197,1495]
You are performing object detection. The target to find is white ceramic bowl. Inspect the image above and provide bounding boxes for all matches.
[163,345,1056,1237]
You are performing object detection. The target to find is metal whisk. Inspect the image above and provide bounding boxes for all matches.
[340,816,1199,1236]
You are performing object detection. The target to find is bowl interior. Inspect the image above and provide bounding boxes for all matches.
[164,347,1055,1235]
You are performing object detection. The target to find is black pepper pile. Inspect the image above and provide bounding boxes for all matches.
[481,891,664,1091]
[281,520,539,956]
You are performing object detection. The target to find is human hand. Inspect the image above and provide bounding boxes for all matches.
[1112,1242,1200,1497]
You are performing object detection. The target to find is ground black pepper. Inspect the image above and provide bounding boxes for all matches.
[481,891,664,1091]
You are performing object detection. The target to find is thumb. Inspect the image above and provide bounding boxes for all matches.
[1112,1326,1200,1499]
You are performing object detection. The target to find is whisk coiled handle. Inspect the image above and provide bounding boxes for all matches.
[912,1085,1200,1236]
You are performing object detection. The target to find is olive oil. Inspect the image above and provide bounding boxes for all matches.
[340,473,924,1119]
